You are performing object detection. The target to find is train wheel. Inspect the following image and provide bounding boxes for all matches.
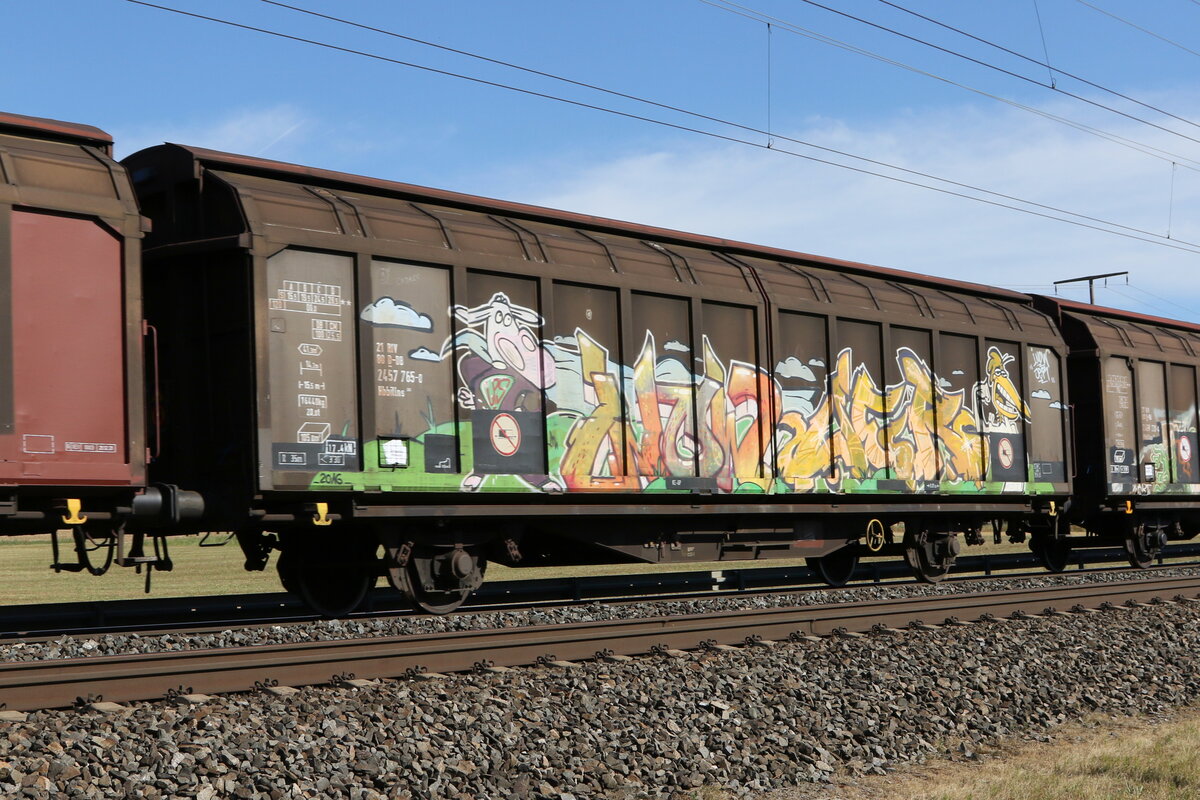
[275,549,299,595]
[279,533,375,618]
[806,549,859,587]
[299,567,372,619]
[1029,534,1071,573]
[1124,522,1165,570]
[904,528,959,583]
[396,545,487,615]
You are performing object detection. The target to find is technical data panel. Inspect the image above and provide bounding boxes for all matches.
[264,249,360,489]
[0,210,131,485]
[1103,355,1137,488]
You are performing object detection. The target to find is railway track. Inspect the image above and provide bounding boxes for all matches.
[8,543,1200,640]
[4,573,1198,712]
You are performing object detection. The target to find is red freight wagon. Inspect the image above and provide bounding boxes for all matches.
[0,113,199,570]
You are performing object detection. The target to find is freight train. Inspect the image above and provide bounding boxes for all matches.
[3,111,1198,616]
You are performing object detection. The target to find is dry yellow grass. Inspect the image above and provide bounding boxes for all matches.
[0,533,279,606]
[770,709,1200,800]
[913,718,1200,800]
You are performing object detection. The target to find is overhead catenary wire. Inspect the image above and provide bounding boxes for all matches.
[766,22,773,148]
[1100,283,1180,317]
[873,0,1200,131]
[267,0,1200,173]
[1048,280,1200,322]
[1003,280,1200,321]
[1074,0,1200,60]
[1007,282,1150,312]
[693,0,1200,172]
[120,0,1200,258]
[703,0,1200,148]
[1121,282,1200,319]
[1003,282,1167,317]
[1169,162,1178,239]
[1030,0,1057,88]
[253,1,1200,226]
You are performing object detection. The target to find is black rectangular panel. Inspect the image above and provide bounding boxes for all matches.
[470,410,544,474]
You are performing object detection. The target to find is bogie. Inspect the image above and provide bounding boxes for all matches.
[903,524,960,584]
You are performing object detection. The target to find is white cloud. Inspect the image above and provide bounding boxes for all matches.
[361,297,434,331]
[517,98,1200,322]
[663,340,689,353]
[408,347,442,362]
[952,370,966,376]
[1032,389,1052,399]
[808,358,825,368]
[1050,401,1067,410]
[114,105,309,160]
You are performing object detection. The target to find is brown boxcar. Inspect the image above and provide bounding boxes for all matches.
[1034,296,1200,566]
[0,113,148,536]
[124,143,1071,614]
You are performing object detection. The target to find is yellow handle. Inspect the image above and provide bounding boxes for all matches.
[62,498,87,526]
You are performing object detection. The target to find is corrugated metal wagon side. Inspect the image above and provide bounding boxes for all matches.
[124,143,1072,615]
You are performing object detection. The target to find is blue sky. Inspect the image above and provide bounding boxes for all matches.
[6,0,1200,319]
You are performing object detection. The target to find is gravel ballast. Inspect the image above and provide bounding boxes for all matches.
[7,565,1200,663]
[2,600,1199,798]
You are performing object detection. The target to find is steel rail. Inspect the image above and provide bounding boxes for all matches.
[8,544,1199,640]
[3,575,1198,711]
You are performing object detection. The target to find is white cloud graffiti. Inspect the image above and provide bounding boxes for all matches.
[775,356,817,382]
[361,298,434,331]
[408,347,442,362]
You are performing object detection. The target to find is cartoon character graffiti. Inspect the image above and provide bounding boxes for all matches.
[450,292,561,492]
[975,346,1032,479]
[979,347,1031,434]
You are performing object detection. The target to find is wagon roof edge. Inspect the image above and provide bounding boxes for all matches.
[148,142,1033,304]
[0,111,113,147]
